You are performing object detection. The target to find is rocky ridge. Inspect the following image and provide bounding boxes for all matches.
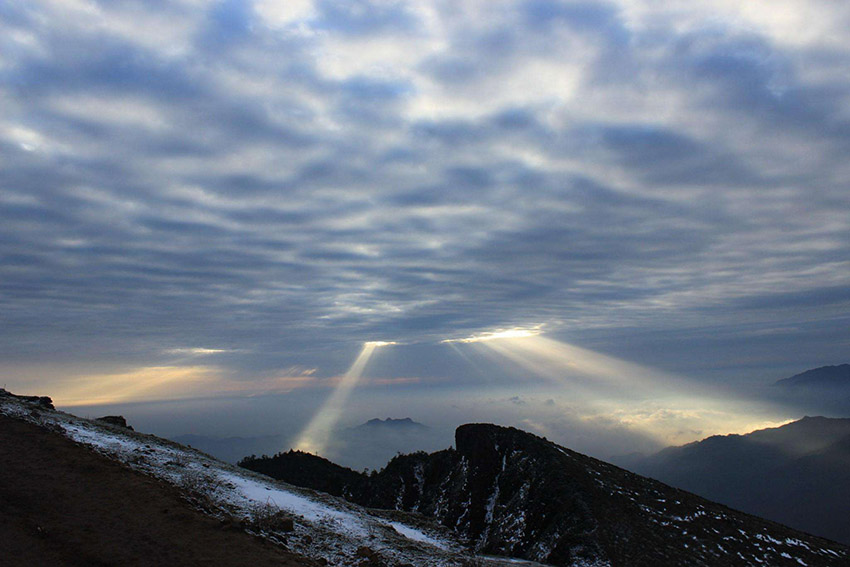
[242,423,849,566]
[0,390,540,567]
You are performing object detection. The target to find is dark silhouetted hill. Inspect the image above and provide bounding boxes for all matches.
[240,423,849,566]
[239,450,367,499]
[353,417,429,431]
[622,416,850,545]
[776,364,850,388]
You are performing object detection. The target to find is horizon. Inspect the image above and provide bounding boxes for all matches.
[2,0,850,466]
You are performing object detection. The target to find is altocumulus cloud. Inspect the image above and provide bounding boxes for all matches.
[1,0,850,399]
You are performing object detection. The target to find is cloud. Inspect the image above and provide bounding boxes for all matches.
[164,347,232,356]
[1,0,849,423]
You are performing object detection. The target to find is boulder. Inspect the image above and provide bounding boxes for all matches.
[96,416,134,430]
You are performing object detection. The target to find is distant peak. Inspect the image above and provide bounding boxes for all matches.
[355,417,427,429]
[776,364,850,387]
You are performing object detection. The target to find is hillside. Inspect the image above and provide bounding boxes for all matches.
[0,390,540,567]
[0,412,316,567]
[775,364,850,388]
[240,423,849,566]
[620,416,850,545]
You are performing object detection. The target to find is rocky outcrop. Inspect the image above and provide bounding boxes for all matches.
[242,424,849,566]
[96,415,134,430]
[0,388,54,409]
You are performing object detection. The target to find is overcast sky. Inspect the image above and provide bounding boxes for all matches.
[2,0,849,460]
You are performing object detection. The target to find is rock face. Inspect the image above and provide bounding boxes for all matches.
[241,424,848,566]
[0,388,54,409]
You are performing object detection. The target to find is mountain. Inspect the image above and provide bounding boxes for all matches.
[240,422,849,566]
[353,417,429,431]
[620,416,850,545]
[768,364,850,417]
[333,416,445,472]
[0,389,541,567]
[775,364,850,388]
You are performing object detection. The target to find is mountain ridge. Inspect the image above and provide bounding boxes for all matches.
[240,422,849,566]
[354,417,429,430]
[775,364,850,388]
[0,389,539,567]
[620,415,850,545]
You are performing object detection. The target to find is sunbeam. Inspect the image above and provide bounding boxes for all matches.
[445,342,496,381]
[441,326,543,344]
[476,334,679,394]
[441,329,794,446]
[292,342,387,456]
[51,366,220,406]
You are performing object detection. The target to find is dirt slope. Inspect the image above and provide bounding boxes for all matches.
[0,413,315,567]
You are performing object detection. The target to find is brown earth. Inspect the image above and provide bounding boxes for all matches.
[0,413,316,567]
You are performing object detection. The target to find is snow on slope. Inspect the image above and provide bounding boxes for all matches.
[0,396,538,567]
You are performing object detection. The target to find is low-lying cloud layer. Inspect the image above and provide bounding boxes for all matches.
[2,1,849,448]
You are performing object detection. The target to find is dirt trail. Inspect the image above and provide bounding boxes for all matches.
[0,413,315,567]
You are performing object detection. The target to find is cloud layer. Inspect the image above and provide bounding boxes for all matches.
[2,0,849,411]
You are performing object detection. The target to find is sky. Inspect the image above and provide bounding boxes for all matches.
[2,0,849,466]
